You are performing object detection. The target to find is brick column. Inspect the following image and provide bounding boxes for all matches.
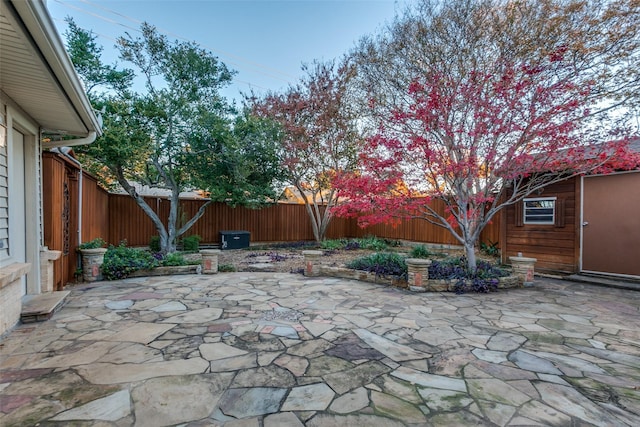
[80,248,107,282]
[406,258,432,290]
[509,255,537,287]
[302,250,323,277]
[200,249,221,274]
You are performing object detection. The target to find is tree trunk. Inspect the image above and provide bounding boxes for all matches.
[116,172,210,254]
[464,240,477,273]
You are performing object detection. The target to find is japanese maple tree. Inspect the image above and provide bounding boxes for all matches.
[335,57,638,271]
[336,0,640,271]
[251,60,362,242]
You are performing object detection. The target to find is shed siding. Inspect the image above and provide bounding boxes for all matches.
[503,178,579,273]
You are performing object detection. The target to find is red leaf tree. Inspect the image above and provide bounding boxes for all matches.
[251,60,362,242]
[334,55,639,271]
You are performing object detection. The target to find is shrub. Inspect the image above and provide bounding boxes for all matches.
[218,263,236,272]
[346,252,407,278]
[343,240,361,250]
[149,236,161,252]
[321,239,346,250]
[480,240,500,257]
[101,243,159,280]
[78,237,106,250]
[409,244,432,259]
[181,235,201,252]
[429,257,509,294]
[160,252,187,266]
[358,235,388,251]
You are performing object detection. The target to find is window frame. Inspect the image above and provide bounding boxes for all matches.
[523,196,556,225]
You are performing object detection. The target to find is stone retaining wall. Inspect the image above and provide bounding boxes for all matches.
[302,251,523,292]
[128,265,201,278]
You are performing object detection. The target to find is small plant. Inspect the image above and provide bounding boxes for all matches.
[480,240,500,257]
[149,236,161,252]
[160,252,187,266]
[218,263,236,272]
[358,235,388,251]
[409,244,432,259]
[78,237,106,250]
[181,235,201,252]
[101,242,159,280]
[343,240,361,250]
[321,239,346,250]
[346,252,407,278]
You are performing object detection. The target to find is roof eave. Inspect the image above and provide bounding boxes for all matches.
[10,0,102,139]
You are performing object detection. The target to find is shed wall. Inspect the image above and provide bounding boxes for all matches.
[502,178,579,273]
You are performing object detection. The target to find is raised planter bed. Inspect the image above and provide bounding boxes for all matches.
[313,264,521,292]
[302,251,523,292]
[319,265,408,288]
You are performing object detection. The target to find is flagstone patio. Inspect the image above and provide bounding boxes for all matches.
[1,272,639,426]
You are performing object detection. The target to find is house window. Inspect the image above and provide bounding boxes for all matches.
[523,197,556,225]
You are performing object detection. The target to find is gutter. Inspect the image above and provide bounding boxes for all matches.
[43,131,97,149]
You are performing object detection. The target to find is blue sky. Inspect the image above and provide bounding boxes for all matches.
[47,0,405,104]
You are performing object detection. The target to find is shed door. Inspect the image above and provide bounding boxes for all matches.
[582,172,640,277]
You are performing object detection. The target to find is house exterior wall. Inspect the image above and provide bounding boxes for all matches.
[0,97,42,335]
[502,178,580,273]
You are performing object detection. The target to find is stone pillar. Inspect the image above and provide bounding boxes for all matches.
[80,248,107,282]
[509,255,537,287]
[200,249,221,274]
[302,250,323,277]
[40,247,62,292]
[406,258,432,290]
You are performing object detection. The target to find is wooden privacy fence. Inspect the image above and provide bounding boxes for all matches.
[44,152,499,286]
[107,194,500,248]
[43,152,110,290]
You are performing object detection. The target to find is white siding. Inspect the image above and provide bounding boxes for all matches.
[0,123,8,260]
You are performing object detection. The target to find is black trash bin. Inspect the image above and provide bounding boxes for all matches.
[219,231,250,250]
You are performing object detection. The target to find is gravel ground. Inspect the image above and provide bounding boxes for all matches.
[216,248,396,274]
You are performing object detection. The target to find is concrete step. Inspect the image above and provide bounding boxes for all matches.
[566,274,640,291]
[21,291,70,323]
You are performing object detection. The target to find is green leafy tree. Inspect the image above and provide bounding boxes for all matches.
[65,20,282,253]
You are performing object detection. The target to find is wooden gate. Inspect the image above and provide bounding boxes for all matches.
[581,171,640,278]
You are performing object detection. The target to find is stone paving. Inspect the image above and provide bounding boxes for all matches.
[1,272,640,426]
